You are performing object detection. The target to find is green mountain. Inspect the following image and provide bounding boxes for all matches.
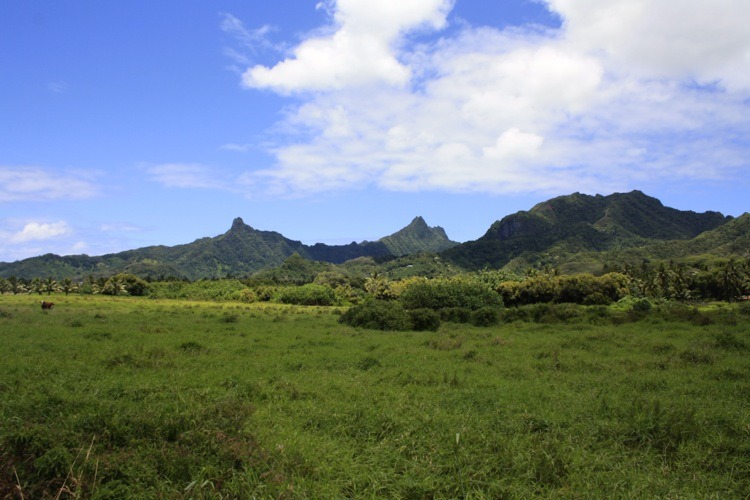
[1,191,744,281]
[379,216,458,256]
[596,212,750,266]
[441,191,733,272]
[0,216,452,280]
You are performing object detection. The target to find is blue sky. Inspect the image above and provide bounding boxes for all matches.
[2,0,749,263]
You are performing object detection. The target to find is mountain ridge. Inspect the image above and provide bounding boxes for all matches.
[0,190,744,280]
[0,215,458,280]
[440,190,733,271]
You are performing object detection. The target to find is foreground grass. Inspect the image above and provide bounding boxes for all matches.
[1,295,749,498]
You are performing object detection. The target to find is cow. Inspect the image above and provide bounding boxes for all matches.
[41,301,55,310]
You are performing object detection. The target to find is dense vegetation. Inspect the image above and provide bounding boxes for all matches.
[1,191,745,281]
[1,294,749,497]
[0,216,456,281]
[2,254,747,310]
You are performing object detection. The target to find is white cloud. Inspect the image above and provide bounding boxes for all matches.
[10,221,70,243]
[0,167,99,202]
[219,143,253,152]
[220,12,280,68]
[235,0,750,197]
[242,0,453,93]
[483,128,544,161]
[546,0,750,90]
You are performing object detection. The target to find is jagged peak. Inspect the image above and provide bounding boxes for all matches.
[227,217,255,234]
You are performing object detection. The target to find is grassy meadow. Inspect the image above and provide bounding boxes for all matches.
[1,294,749,498]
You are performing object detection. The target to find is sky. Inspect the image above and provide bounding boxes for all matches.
[2,0,749,263]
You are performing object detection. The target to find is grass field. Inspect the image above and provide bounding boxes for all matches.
[1,294,749,498]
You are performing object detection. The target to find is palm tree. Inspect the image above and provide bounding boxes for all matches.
[720,259,744,302]
[103,275,128,296]
[7,276,26,295]
[60,278,78,296]
[30,278,43,295]
[42,277,60,295]
[364,272,392,299]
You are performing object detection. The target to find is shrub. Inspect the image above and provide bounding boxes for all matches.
[499,303,592,323]
[546,303,584,322]
[439,307,472,323]
[631,298,653,313]
[238,288,257,303]
[400,277,502,311]
[254,285,277,302]
[276,284,337,306]
[471,307,500,327]
[151,279,249,301]
[339,300,411,331]
[408,308,442,331]
[658,302,712,325]
[583,292,610,306]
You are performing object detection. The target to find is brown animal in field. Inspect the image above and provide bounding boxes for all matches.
[41,301,55,310]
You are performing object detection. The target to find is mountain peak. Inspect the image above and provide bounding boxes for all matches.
[379,217,457,256]
[229,217,251,233]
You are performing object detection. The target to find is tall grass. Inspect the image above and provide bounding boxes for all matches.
[0,294,748,497]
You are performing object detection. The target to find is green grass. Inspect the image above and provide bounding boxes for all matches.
[1,294,749,497]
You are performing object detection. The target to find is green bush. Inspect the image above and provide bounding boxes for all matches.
[400,278,502,311]
[471,307,500,327]
[439,307,472,323]
[339,300,411,331]
[631,298,653,313]
[254,285,277,302]
[146,281,187,299]
[500,303,590,324]
[148,279,248,301]
[239,288,257,303]
[276,284,337,306]
[583,292,610,306]
[101,273,149,296]
[408,308,442,331]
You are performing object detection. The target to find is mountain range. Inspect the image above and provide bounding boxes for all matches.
[0,216,456,280]
[1,190,746,280]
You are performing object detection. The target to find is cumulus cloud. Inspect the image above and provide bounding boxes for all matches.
[0,167,99,202]
[547,0,750,90]
[10,221,70,243]
[242,0,453,92]
[233,0,750,197]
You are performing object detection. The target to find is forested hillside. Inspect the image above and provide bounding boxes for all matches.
[441,191,733,272]
[0,191,745,281]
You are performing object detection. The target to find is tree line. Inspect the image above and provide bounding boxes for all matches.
[1,257,748,306]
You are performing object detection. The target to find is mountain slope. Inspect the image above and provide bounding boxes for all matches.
[378,216,458,256]
[596,212,750,265]
[0,217,446,280]
[441,191,731,271]
[0,191,742,280]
